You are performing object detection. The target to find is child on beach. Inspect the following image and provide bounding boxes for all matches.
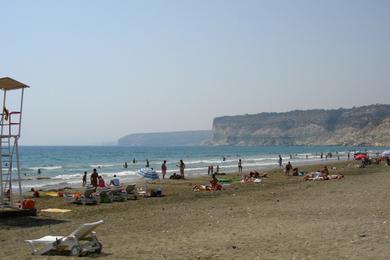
[82,171,87,186]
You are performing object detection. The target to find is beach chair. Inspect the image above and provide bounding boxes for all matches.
[125,184,138,200]
[25,220,104,256]
[98,188,114,203]
[65,187,100,205]
[110,186,127,202]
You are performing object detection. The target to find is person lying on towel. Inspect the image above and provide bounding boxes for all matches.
[193,174,222,191]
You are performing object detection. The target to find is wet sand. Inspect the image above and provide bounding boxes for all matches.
[1,161,390,259]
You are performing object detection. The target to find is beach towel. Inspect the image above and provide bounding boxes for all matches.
[43,191,59,197]
[41,208,72,213]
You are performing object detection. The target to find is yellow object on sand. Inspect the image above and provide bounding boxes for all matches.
[43,191,58,197]
[41,208,71,213]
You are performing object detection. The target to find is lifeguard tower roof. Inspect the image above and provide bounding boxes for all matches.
[0,77,29,90]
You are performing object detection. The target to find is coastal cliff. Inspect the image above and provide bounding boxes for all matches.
[211,104,390,146]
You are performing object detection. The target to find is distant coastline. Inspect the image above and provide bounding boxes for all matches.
[117,104,390,147]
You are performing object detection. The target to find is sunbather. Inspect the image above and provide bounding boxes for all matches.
[329,174,344,179]
[110,175,120,186]
[249,170,267,178]
[304,171,344,181]
[241,175,262,184]
[98,176,106,188]
[31,188,40,198]
[192,184,212,192]
[169,172,183,179]
[321,166,330,176]
[193,174,222,191]
[210,174,222,191]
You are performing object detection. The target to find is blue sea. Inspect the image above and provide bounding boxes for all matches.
[15,145,389,190]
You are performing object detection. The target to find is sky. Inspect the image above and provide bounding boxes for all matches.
[1,0,389,145]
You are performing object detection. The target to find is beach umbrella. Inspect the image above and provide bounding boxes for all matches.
[354,153,368,160]
[136,168,159,180]
[382,151,390,157]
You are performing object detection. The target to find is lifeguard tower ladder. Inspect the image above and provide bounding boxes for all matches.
[0,77,28,209]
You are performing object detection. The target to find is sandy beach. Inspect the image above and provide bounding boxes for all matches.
[1,161,390,259]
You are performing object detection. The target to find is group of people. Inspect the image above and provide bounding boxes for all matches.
[303,166,344,181]
[207,165,221,175]
[82,169,121,188]
[193,174,223,192]
[240,170,266,184]
[87,159,187,182]
[163,160,185,179]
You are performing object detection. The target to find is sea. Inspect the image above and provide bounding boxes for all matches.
[12,145,389,191]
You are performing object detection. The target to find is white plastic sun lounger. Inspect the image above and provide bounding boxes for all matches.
[25,220,104,256]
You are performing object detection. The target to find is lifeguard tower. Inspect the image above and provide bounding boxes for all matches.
[0,77,31,215]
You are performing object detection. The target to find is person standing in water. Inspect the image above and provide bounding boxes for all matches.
[161,160,167,179]
[124,162,128,168]
[145,159,150,168]
[238,159,243,175]
[82,171,87,186]
[278,155,283,168]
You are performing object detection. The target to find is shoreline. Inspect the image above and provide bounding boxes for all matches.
[27,157,349,192]
[14,145,389,192]
[2,160,390,259]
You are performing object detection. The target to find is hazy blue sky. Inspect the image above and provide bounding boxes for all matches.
[1,0,389,145]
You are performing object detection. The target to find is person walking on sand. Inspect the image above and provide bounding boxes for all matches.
[82,171,87,186]
[285,162,292,176]
[161,160,167,179]
[90,168,98,187]
[179,160,185,178]
[278,155,283,168]
[238,159,243,175]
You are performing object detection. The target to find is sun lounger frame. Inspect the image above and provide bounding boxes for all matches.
[25,220,104,256]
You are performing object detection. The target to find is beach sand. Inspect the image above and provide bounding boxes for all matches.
[1,161,390,259]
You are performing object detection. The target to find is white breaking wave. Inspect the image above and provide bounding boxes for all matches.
[52,173,82,180]
[30,166,62,171]
[89,164,116,168]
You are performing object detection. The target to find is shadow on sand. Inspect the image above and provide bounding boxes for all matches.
[0,216,68,228]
